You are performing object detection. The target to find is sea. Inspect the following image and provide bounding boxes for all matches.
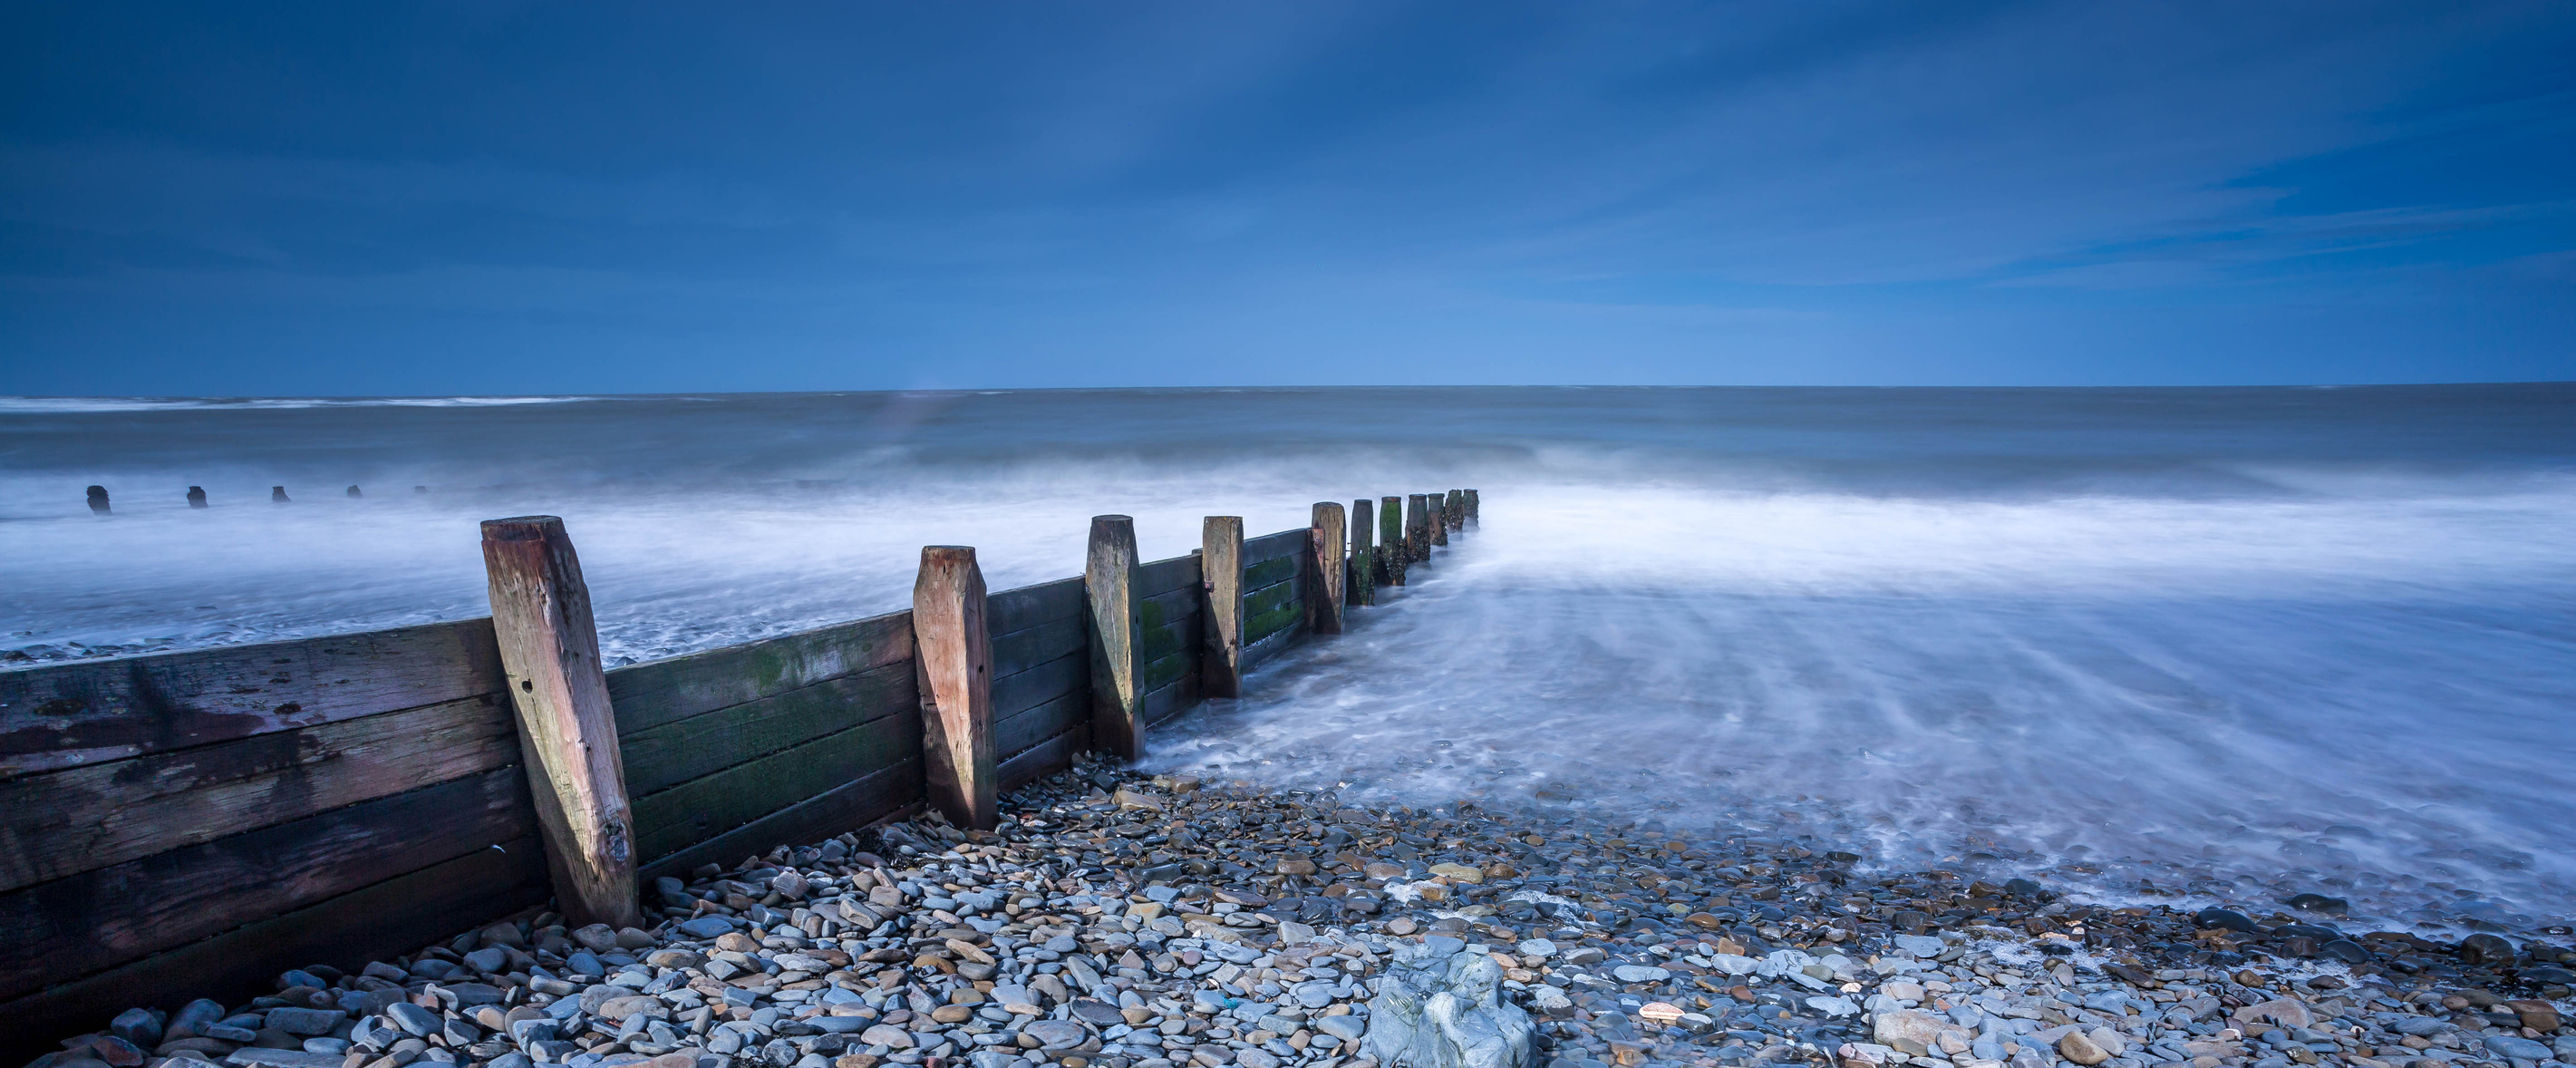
[4,385,2571,937]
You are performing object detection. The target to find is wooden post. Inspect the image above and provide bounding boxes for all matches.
[1405,494,1429,563]
[1446,490,1466,531]
[1429,493,1448,546]
[1202,516,1244,697]
[186,486,207,509]
[480,516,640,930]
[1381,496,1407,585]
[1349,499,1376,607]
[1084,517,1145,759]
[1309,502,1347,635]
[1464,489,1479,526]
[85,486,109,515]
[271,486,290,504]
[914,546,996,830]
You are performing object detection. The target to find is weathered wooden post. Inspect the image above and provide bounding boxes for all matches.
[186,486,207,509]
[1381,496,1407,585]
[85,486,109,515]
[1310,501,1347,635]
[1465,489,1479,526]
[1405,494,1429,563]
[1446,490,1466,531]
[1429,493,1448,547]
[271,486,290,504]
[914,546,997,830]
[1349,499,1376,607]
[1202,516,1245,698]
[347,485,363,499]
[1085,516,1145,760]
[479,516,640,930]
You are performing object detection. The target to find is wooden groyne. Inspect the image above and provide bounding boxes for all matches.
[0,488,1482,1048]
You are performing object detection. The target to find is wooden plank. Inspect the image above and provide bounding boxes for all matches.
[993,650,1084,722]
[1203,517,1244,699]
[1244,572,1305,644]
[998,727,1088,793]
[987,577,1086,636]
[0,694,516,895]
[1465,489,1480,524]
[1138,645,1195,694]
[0,765,533,1003]
[640,758,921,880]
[618,662,915,797]
[631,712,922,863]
[1086,516,1145,760]
[0,832,547,1055]
[482,515,637,930]
[1239,619,1303,675]
[1140,580,1201,623]
[0,618,506,780]
[995,690,1084,762]
[605,611,914,735]
[1243,554,1298,590]
[1136,553,1202,600]
[991,613,1084,679]
[1138,604,1199,665]
[1138,669,1204,727]
[1241,528,1308,567]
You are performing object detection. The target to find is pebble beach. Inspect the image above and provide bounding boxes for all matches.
[30,760,2576,1068]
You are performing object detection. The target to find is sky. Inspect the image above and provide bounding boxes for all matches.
[1,1,2571,394]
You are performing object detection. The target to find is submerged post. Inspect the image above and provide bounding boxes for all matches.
[347,485,363,499]
[1403,494,1428,563]
[1381,495,1407,585]
[85,486,109,515]
[915,546,997,830]
[1429,493,1448,547]
[1085,517,1145,760]
[479,516,640,930]
[1446,490,1466,531]
[1202,516,1245,698]
[271,486,290,504]
[1310,501,1347,635]
[186,486,207,509]
[1349,498,1376,607]
[1465,489,1479,526]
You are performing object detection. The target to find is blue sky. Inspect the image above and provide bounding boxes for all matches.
[2,1,2571,393]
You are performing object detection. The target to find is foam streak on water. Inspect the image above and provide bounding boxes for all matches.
[4,385,2571,933]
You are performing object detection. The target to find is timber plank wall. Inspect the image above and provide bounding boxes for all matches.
[0,493,1477,1049]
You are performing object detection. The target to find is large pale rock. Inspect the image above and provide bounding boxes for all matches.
[1361,938,1538,1068]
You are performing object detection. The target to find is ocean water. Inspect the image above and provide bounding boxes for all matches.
[5,386,2572,936]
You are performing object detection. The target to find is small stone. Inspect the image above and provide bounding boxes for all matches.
[2457,933,2514,966]
[1428,863,1483,883]
[111,1008,165,1049]
[2503,1000,2560,1032]
[2484,1034,2552,1063]
[263,1007,345,1035]
[861,1024,915,1048]
[1611,965,1669,984]
[1024,1020,1089,1050]
[382,1003,439,1037]
[2058,1031,2109,1066]
[676,916,736,938]
[571,923,620,953]
[1386,918,1419,936]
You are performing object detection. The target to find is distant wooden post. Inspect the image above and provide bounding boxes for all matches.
[1429,493,1448,546]
[85,486,109,515]
[914,546,997,830]
[1381,496,1407,585]
[271,486,290,504]
[347,485,363,499]
[1084,517,1145,759]
[1446,490,1465,531]
[479,516,640,930]
[1464,489,1479,526]
[1202,516,1244,698]
[1309,502,1347,635]
[1405,494,1429,563]
[1349,499,1376,607]
[186,486,207,509]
